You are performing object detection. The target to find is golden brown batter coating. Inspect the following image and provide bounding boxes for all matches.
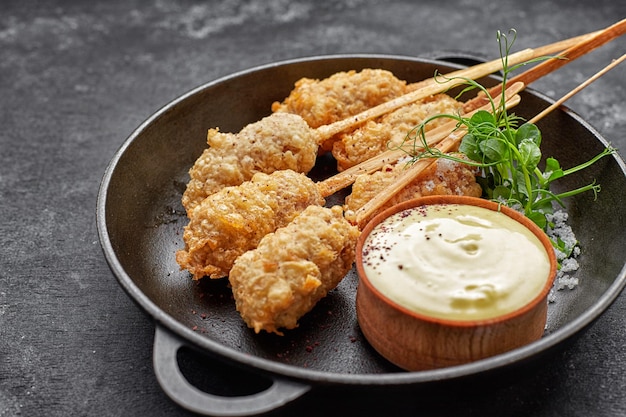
[176,170,325,279]
[182,112,320,214]
[271,69,414,152]
[332,94,464,171]
[229,205,360,335]
[344,155,482,222]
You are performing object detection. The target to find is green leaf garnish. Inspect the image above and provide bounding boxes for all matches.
[398,29,616,251]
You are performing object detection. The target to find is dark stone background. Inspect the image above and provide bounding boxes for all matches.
[1,1,624,416]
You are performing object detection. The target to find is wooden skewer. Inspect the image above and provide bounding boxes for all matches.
[313,28,605,142]
[316,82,526,197]
[529,53,626,124]
[314,57,520,140]
[495,18,626,94]
[353,94,522,229]
[527,30,601,58]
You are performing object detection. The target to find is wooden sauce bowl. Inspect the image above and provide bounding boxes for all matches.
[355,195,558,371]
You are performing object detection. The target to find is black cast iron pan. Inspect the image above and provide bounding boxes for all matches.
[96,55,626,416]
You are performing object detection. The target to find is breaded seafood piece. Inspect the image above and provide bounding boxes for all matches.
[176,170,324,279]
[271,69,414,152]
[229,205,360,335]
[344,155,482,222]
[182,112,319,214]
[332,94,464,171]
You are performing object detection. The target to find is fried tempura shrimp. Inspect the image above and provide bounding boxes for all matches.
[272,68,414,152]
[229,205,360,335]
[332,94,464,171]
[182,112,319,213]
[344,155,482,222]
[176,170,324,279]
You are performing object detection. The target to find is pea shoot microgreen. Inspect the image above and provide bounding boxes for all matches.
[399,29,616,251]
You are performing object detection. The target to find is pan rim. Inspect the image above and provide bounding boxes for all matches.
[96,53,626,386]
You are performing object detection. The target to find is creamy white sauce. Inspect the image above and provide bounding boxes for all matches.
[361,204,551,321]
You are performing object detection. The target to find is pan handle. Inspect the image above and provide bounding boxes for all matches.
[152,324,311,416]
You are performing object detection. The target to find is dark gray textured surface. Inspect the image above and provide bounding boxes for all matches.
[1,1,625,416]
